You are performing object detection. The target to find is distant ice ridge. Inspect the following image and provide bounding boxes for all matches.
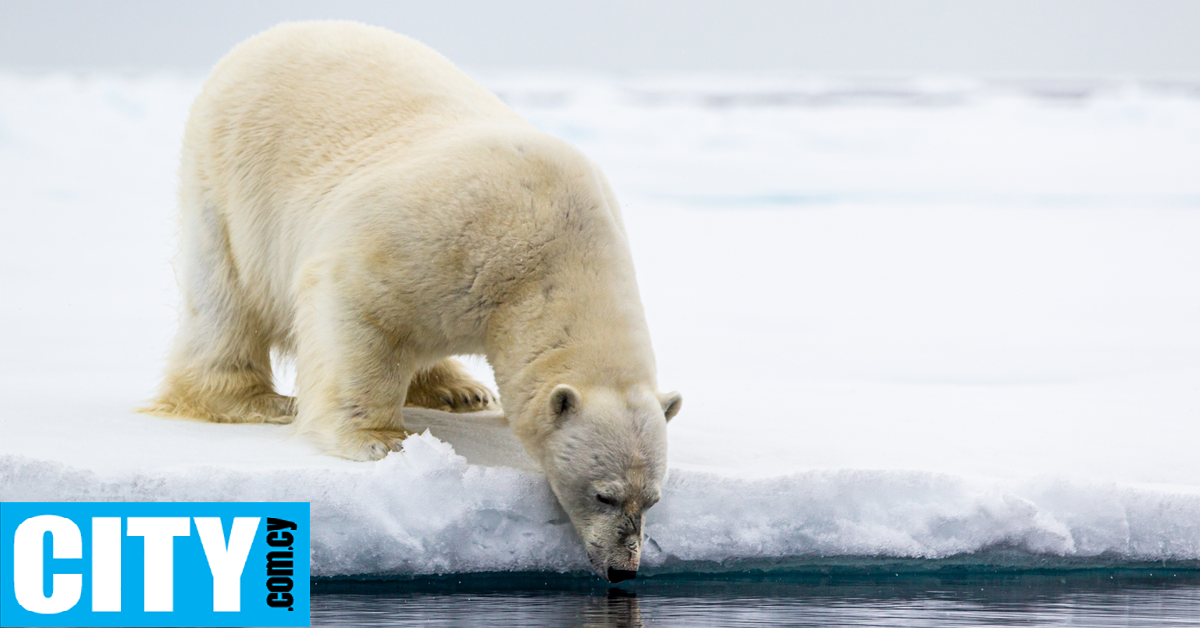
[3,433,1198,577]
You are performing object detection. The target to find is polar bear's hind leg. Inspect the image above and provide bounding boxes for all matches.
[143,193,295,425]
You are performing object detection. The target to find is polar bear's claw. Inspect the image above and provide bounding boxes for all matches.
[353,428,416,461]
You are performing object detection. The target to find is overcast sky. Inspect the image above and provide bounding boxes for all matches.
[2,0,1199,77]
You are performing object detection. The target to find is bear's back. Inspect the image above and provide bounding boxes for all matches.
[185,21,527,206]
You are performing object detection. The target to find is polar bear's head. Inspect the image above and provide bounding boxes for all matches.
[539,383,682,582]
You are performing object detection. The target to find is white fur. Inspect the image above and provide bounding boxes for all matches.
[146,21,681,581]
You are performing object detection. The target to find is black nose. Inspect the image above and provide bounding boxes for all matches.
[607,568,637,583]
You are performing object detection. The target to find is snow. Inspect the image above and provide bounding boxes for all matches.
[1,73,1199,576]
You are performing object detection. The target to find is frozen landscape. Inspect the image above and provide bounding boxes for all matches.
[1,72,1198,577]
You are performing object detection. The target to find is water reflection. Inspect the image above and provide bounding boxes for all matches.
[577,589,643,628]
[312,571,1200,627]
[310,590,645,627]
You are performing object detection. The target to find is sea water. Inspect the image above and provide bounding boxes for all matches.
[311,571,1200,627]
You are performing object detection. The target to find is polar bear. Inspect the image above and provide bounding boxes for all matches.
[144,21,681,582]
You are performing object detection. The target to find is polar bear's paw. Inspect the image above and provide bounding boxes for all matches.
[141,389,296,425]
[243,392,297,424]
[406,358,500,413]
[407,380,498,413]
[348,428,416,461]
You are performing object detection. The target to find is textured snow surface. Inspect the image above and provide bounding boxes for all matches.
[2,73,1199,575]
[5,434,1200,576]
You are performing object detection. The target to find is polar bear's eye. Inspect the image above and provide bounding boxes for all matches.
[596,494,619,507]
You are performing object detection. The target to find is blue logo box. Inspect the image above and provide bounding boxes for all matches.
[1,502,309,627]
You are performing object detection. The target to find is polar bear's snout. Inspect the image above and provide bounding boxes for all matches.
[581,512,645,581]
[607,569,638,583]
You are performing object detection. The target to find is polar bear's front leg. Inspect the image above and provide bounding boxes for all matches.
[292,280,416,461]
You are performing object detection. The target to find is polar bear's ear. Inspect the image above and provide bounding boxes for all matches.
[549,384,581,424]
[659,391,682,423]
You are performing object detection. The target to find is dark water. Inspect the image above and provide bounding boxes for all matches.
[312,570,1200,627]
